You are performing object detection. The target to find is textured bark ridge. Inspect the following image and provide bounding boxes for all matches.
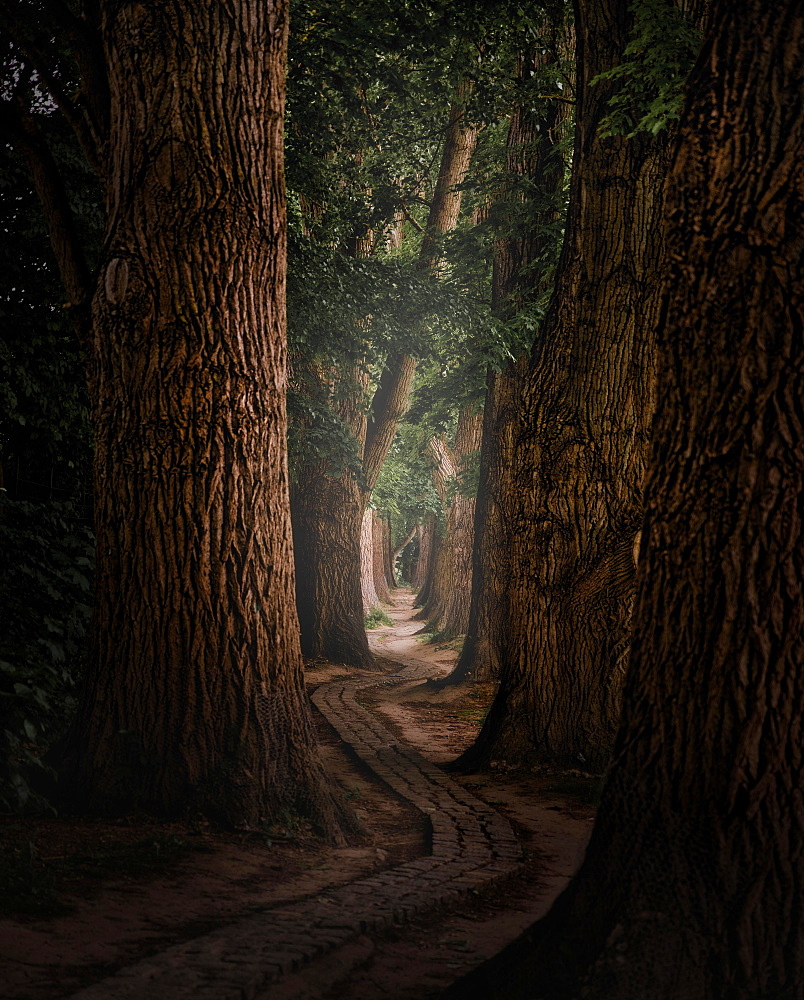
[450,2,804,997]
[73,0,344,832]
[374,513,394,601]
[411,516,436,591]
[359,509,380,612]
[453,0,676,769]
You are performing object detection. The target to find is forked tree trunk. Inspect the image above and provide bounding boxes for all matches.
[453,0,679,771]
[72,0,344,832]
[450,3,804,996]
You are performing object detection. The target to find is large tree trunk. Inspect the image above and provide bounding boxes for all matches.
[72,0,343,832]
[450,2,804,996]
[378,513,395,595]
[453,0,678,771]
[441,29,572,687]
[412,516,435,591]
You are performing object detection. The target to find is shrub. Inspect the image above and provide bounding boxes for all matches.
[364,606,393,629]
[0,496,94,811]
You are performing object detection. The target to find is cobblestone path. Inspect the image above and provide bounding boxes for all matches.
[66,661,523,1000]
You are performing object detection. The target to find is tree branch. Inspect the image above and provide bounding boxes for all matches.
[400,203,425,234]
[363,352,418,492]
[0,1,109,168]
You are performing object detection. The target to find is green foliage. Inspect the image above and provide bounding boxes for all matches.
[0,122,96,492]
[364,606,394,629]
[0,497,94,812]
[593,0,701,137]
[285,0,572,489]
[371,427,442,544]
[0,115,97,814]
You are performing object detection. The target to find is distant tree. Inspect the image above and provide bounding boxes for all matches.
[416,406,483,639]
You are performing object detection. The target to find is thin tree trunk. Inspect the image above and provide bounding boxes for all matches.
[72,0,344,832]
[362,94,479,486]
[372,511,392,603]
[438,27,572,687]
[360,507,379,613]
[453,0,677,771]
[451,3,804,995]
[433,407,483,640]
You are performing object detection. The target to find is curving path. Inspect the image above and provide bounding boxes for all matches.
[66,636,522,999]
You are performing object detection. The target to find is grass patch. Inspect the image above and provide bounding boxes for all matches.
[364,607,393,629]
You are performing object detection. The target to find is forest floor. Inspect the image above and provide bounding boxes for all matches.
[0,589,597,1000]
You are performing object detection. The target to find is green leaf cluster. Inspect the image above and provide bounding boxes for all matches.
[593,0,701,137]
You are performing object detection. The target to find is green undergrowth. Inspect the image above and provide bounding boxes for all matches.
[0,833,205,917]
[364,607,393,629]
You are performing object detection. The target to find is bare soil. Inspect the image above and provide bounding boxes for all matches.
[0,590,596,1000]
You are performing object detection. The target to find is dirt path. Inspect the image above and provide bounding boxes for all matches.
[0,590,595,1000]
[284,590,597,999]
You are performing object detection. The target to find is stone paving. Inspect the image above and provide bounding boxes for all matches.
[66,661,523,1000]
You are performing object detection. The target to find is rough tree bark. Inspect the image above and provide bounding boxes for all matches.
[44,0,345,830]
[371,511,393,604]
[359,508,380,613]
[412,516,435,591]
[420,408,483,639]
[415,518,442,611]
[372,513,394,596]
[292,96,477,667]
[292,361,375,667]
[449,2,804,996]
[453,0,684,770]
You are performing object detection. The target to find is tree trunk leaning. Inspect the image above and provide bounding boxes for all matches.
[451,3,804,995]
